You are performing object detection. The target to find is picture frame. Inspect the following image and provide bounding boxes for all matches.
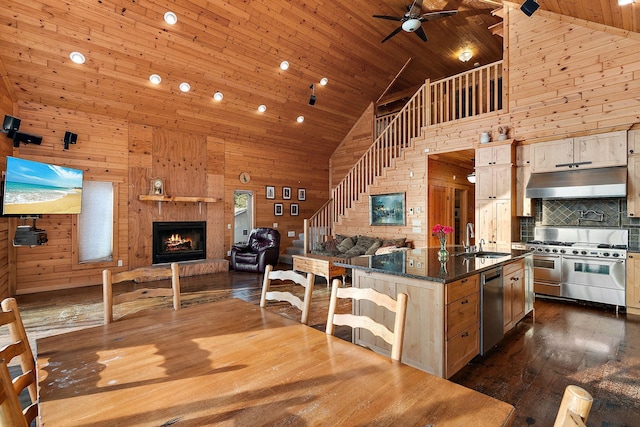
[297,188,306,201]
[283,187,292,200]
[266,185,275,200]
[274,203,283,216]
[290,203,299,216]
[370,192,405,226]
[149,177,165,196]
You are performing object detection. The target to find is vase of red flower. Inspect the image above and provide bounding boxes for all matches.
[432,224,454,262]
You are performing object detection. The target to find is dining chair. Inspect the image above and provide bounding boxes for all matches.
[325,279,408,361]
[260,264,315,324]
[103,262,181,324]
[0,298,38,426]
[553,385,593,427]
[0,359,28,427]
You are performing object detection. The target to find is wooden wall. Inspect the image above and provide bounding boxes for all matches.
[0,61,15,299]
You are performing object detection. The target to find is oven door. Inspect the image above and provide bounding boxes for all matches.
[561,255,625,306]
[532,254,562,296]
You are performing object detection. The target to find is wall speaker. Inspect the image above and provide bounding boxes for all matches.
[521,0,539,16]
[309,94,316,105]
[63,131,78,150]
[2,115,21,138]
[12,131,42,148]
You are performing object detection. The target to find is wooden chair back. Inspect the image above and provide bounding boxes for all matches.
[0,359,28,427]
[103,262,181,324]
[553,385,593,427]
[260,264,315,324]
[0,298,38,426]
[325,279,408,361]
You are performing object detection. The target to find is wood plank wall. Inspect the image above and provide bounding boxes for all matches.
[0,60,15,299]
[331,5,640,245]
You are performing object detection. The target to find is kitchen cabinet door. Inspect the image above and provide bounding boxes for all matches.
[476,199,511,252]
[476,144,512,167]
[626,254,640,316]
[475,164,512,200]
[516,164,533,217]
[531,138,573,173]
[627,155,640,217]
[503,259,525,333]
[574,131,627,168]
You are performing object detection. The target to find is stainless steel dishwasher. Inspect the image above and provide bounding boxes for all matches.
[480,266,504,355]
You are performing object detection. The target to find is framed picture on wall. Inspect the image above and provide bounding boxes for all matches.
[266,185,275,199]
[290,203,299,216]
[298,188,306,201]
[370,192,405,226]
[274,203,283,216]
[283,187,292,200]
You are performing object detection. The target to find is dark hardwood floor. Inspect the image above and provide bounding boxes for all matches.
[3,267,639,426]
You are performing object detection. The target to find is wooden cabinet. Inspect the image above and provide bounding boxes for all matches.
[515,145,533,217]
[476,197,512,252]
[445,275,480,377]
[475,164,512,200]
[626,253,640,316]
[627,130,640,217]
[476,144,512,167]
[503,259,525,332]
[531,131,627,173]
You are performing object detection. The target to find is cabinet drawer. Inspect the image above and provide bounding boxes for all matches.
[446,322,479,378]
[446,292,479,340]
[503,258,524,277]
[445,275,479,304]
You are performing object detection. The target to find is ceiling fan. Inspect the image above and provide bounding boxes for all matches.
[373,0,458,43]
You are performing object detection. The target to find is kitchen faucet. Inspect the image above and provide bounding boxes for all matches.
[465,222,475,252]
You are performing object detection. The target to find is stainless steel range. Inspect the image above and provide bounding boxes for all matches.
[526,227,627,307]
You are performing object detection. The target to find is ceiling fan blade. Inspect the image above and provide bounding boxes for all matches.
[408,0,423,17]
[381,26,403,43]
[414,26,428,42]
[418,10,458,22]
[373,14,403,21]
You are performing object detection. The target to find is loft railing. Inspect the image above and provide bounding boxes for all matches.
[305,61,504,251]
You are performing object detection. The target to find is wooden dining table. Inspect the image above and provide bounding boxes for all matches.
[37,298,515,426]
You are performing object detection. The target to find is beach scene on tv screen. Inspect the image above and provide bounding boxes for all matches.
[4,157,83,214]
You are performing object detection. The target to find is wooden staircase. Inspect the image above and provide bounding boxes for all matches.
[304,61,505,253]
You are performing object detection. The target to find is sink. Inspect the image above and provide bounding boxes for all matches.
[454,251,511,259]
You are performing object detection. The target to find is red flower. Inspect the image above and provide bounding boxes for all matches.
[432,224,453,235]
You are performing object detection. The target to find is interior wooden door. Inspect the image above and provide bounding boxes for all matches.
[428,184,453,247]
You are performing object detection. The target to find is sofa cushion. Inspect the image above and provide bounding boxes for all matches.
[336,236,355,253]
[365,240,383,255]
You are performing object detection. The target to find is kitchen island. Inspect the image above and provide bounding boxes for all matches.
[335,247,533,378]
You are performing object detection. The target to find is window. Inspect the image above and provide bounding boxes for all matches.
[77,181,114,263]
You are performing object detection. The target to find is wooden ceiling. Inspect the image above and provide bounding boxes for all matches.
[0,1,638,157]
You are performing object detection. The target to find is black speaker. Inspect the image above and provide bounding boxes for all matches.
[2,115,21,138]
[521,0,539,17]
[63,131,78,149]
[309,94,316,105]
[12,131,42,147]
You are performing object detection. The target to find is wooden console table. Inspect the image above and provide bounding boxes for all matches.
[292,254,346,286]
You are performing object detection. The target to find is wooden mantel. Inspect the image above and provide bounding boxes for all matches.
[138,195,222,214]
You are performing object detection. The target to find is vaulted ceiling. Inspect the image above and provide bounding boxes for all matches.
[0,1,638,157]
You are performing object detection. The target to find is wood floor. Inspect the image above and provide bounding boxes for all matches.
[4,267,639,426]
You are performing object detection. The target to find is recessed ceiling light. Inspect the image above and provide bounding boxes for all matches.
[459,50,473,62]
[319,77,328,86]
[618,0,634,5]
[296,115,304,123]
[258,105,267,113]
[69,52,86,64]
[164,11,178,25]
[179,82,190,92]
[213,91,224,101]
[280,61,289,71]
[149,74,162,84]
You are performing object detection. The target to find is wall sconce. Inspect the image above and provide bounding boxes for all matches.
[63,131,78,150]
[467,172,476,184]
[459,50,472,63]
[521,0,539,16]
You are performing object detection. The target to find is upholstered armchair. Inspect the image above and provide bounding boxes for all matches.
[231,228,281,273]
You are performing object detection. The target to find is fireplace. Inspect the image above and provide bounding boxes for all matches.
[153,221,206,264]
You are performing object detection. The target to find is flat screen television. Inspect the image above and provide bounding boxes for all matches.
[3,156,83,215]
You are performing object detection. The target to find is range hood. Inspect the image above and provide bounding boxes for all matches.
[526,166,627,199]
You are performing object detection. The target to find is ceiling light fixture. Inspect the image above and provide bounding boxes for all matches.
[149,74,162,84]
[258,105,267,113]
[467,172,476,184]
[459,50,472,62]
[401,18,421,33]
[69,52,86,64]
[319,77,328,86]
[296,115,304,123]
[213,91,223,101]
[280,61,289,71]
[179,82,190,92]
[618,0,634,5]
[520,0,539,16]
[164,11,178,25]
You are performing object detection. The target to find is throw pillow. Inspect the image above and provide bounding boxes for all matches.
[365,240,383,255]
[336,236,355,253]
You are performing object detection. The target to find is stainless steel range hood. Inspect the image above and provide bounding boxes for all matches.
[525,166,627,199]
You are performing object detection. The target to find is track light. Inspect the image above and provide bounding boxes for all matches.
[521,0,539,16]
[309,84,316,105]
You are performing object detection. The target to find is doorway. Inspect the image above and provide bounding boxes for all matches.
[234,190,254,245]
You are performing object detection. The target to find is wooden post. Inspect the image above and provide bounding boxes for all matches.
[553,385,593,427]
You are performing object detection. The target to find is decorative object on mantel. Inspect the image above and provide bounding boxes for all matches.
[433,224,453,262]
[149,177,165,196]
[283,187,292,200]
[480,132,491,144]
[266,186,275,200]
[497,126,508,141]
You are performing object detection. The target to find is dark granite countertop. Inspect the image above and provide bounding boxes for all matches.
[335,246,533,283]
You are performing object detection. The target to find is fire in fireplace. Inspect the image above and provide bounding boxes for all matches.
[153,221,206,264]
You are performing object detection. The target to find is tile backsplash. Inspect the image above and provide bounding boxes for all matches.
[519,198,640,247]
